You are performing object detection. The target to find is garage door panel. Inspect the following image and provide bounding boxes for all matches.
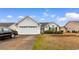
[18,27,40,34]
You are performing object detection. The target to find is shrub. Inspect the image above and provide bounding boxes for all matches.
[44,30,63,34]
[77,31,79,33]
[72,30,78,33]
[44,30,53,34]
[67,31,70,33]
[55,30,63,34]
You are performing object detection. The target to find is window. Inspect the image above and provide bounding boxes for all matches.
[0,28,2,33]
[19,26,37,28]
[3,28,11,32]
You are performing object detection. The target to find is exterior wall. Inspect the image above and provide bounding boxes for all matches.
[60,27,66,32]
[44,23,59,31]
[17,18,41,35]
[57,27,60,31]
[9,24,17,30]
[65,22,79,32]
[18,17,38,26]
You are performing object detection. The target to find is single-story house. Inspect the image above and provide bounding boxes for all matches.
[40,22,60,33]
[15,16,41,35]
[65,21,79,32]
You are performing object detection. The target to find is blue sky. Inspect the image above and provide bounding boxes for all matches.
[0,8,79,26]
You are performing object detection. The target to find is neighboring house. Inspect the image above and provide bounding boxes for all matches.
[0,23,14,28]
[60,26,67,32]
[65,21,79,32]
[40,22,60,33]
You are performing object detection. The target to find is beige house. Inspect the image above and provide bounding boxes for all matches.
[60,26,67,32]
[40,22,60,33]
[65,21,79,32]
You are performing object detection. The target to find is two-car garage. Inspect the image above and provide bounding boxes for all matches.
[16,16,40,35]
[18,26,40,35]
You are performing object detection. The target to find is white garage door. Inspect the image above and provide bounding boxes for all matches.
[18,26,40,35]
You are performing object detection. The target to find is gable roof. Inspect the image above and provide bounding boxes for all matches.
[60,26,68,30]
[0,23,14,27]
[40,22,60,27]
[16,16,39,25]
[65,21,79,26]
[40,22,49,27]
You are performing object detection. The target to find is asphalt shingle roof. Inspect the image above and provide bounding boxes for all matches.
[40,22,59,27]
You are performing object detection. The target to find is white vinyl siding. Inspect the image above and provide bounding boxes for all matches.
[17,17,40,35]
[44,23,59,31]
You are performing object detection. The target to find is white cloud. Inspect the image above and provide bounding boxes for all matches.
[43,12,49,16]
[40,18,45,20]
[43,9,49,17]
[7,15,13,18]
[58,17,67,21]
[43,10,56,19]
[50,14,56,18]
[42,9,56,21]
[65,12,79,19]
[18,16,24,18]
[57,12,79,22]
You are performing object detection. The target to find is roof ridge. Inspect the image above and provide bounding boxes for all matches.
[16,16,39,25]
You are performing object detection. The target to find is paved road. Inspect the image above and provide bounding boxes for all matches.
[0,35,36,50]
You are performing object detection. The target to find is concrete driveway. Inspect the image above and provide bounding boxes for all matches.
[0,35,36,50]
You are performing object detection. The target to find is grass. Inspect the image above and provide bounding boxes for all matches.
[33,34,79,50]
[32,35,48,50]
